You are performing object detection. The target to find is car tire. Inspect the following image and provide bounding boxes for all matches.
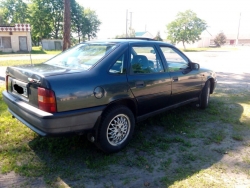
[95,105,135,153]
[200,80,211,109]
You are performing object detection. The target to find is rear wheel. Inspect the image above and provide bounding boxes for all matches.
[200,80,211,109]
[95,105,135,153]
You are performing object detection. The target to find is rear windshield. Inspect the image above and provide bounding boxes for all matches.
[44,43,117,70]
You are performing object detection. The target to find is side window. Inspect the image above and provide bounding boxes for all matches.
[130,46,164,74]
[160,47,189,72]
[109,54,125,74]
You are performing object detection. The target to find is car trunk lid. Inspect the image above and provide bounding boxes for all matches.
[5,64,81,111]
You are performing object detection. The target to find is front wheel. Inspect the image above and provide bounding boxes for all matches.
[95,105,135,153]
[200,80,211,109]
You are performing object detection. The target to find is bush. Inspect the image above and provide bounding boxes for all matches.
[214,32,227,47]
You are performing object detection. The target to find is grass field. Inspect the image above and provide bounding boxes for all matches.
[1,79,250,187]
[0,59,47,66]
[0,46,61,55]
[180,47,238,52]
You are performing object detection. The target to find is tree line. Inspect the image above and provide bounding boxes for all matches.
[0,0,101,45]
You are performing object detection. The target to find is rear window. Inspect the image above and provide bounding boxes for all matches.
[45,43,117,70]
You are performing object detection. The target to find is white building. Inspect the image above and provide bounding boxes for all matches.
[175,30,211,48]
[0,24,32,52]
[135,31,154,39]
[41,39,63,50]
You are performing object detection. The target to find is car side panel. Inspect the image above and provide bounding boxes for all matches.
[169,70,203,104]
[155,44,203,105]
[127,73,172,116]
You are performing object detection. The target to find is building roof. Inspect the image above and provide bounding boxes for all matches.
[0,24,31,32]
[135,31,154,39]
[135,32,147,37]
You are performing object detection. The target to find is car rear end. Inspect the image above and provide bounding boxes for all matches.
[2,42,119,136]
[3,65,100,136]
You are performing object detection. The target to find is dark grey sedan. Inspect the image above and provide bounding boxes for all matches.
[2,39,217,153]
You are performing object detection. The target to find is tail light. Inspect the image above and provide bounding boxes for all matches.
[38,87,57,113]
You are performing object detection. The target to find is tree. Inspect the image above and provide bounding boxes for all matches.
[49,0,64,39]
[214,32,226,47]
[83,8,101,40]
[0,8,7,25]
[29,0,53,45]
[1,0,101,45]
[166,10,207,49]
[115,28,135,38]
[128,28,135,37]
[70,0,86,43]
[154,31,163,41]
[0,0,28,24]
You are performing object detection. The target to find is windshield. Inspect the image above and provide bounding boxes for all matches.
[44,43,117,70]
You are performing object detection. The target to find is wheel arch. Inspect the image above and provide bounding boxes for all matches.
[102,98,138,118]
[207,77,215,94]
[90,98,137,141]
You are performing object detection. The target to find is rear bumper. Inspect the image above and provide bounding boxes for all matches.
[2,91,104,136]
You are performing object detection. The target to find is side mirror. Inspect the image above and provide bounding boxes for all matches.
[191,62,200,70]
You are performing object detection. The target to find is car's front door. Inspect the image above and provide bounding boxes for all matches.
[159,46,202,105]
[127,45,172,116]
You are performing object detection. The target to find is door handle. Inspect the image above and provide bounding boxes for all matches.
[135,81,145,88]
[172,77,179,82]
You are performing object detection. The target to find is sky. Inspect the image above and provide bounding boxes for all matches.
[77,0,250,39]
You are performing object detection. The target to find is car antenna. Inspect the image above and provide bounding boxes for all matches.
[27,28,33,66]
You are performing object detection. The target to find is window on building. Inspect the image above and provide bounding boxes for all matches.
[0,37,12,48]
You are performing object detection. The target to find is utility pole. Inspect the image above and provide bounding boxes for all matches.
[126,10,128,37]
[126,10,133,37]
[63,0,71,51]
[130,12,132,29]
[236,12,241,45]
[130,12,133,37]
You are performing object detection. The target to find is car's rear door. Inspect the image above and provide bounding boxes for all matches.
[126,43,172,116]
[159,45,202,105]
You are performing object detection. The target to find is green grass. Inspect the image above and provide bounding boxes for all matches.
[179,46,238,52]
[0,59,47,66]
[31,46,61,55]
[0,46,61,55]
[0,80,250,186]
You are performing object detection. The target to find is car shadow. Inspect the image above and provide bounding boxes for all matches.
[25,72,250,187]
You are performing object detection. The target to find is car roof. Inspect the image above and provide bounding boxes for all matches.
[84,38,172,45]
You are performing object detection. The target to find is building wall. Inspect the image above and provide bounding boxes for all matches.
[41,39,63,50]
[141,32,154,39]
[0,31,31,52]
[0,24,31,52]
[176,37,211,48]
[214,39,250,46]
